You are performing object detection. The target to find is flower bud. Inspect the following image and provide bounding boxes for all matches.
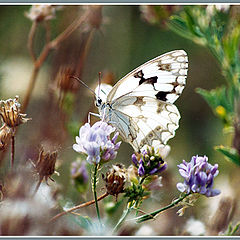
[33,143,58,184]
[102,164,126,199]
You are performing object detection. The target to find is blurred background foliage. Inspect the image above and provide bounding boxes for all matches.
[0,5,239,236]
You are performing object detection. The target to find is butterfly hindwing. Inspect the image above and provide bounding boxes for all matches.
[111,96,180,151]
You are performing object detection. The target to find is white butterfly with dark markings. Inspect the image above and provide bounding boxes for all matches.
[95,50,188,153]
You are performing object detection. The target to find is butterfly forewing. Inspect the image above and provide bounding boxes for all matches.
[107,50,188,104]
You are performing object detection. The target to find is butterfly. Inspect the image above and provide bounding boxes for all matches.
[95,50,188,153]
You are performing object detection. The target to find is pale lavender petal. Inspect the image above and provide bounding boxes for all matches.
[176,183,186,192]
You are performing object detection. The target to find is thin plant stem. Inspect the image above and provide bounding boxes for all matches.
[10,135,15,168]
[76,29,95,76]
[22,66,40,112]
[50,192,108,222]
[27,21,38,62]
[133,193,191,223]
[23,11,90,112]
[93,163,101,223]
[49,13,88,49]
[113,177,146,233]
[44,21,51,44]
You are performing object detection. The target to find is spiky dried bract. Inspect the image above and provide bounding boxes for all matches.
[0,125,13,151]
[35,144,58,183]
[102,164,126,199]
[0,96,30,128]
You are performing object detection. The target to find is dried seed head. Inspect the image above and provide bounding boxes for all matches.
[102,164,126,199]
[25,5,59,22]
[0,96,30,128]
[55,65,79,94]
[86,6,103,29]
[0,125,13,151]
[34,143,58,183]
[140,5,181,27]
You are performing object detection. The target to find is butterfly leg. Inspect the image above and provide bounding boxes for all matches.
[108,120,117,125]
[88,112,101,123]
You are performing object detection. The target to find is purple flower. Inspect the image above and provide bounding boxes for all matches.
[71,160,89,184]
[177,155,221,197]
[73,121,121,164]
[132,147,167,177]
[71,159,89,193]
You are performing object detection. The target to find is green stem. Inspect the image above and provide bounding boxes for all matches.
[112,204,132,234]
[112,176,147,233]
[93,164,101,223]
[134,193,191,223]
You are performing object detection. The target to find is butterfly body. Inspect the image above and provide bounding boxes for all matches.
[95,50,188,152]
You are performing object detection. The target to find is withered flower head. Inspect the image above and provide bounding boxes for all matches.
[140,5,180,27]
[102,164,126,199]
[34,143,58,184]
[25,5,59,22]
[86,6,102,29]
[0,96,30,128]
[0,125,13,151]
[55,65,78,93]
[81,6,103,32]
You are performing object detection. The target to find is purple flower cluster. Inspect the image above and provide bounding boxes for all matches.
[132,147,167,177]
[177,155,221,197]
[73,121,121,165]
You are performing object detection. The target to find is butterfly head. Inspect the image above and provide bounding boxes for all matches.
[95,97,103,108]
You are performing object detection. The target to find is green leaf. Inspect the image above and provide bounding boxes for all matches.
[70,214,93,231]
[215,145,240,166]
[226,222,240,235]
[196,86,235,125]
[168,16,194,41]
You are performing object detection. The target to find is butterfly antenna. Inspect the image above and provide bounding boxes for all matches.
[70,75,97,97]
[98,72,101,98]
